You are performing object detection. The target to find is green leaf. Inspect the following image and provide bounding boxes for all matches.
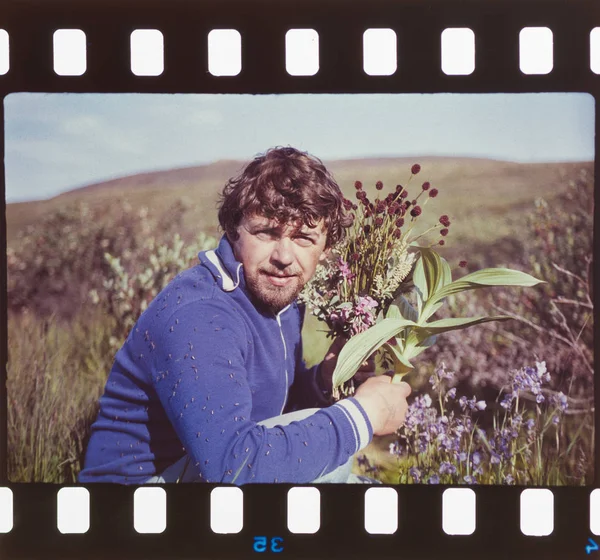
[414,248,456,322]
[385,304,403,320]
[418,247,445,299]
[420,300,445,324]
[440,256,453,288]
[384,341,414,372]
[412,256,427,315]
[431,268,544,306]
[403,330,438,360]
[394,295,418,323]
[332,318,417,388]
[415,315,513,337]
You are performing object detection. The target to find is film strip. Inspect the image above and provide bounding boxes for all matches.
[0,0,599,559]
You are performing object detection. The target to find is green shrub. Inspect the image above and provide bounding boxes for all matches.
[90,231,217,349]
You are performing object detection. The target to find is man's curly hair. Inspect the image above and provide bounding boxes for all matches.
[217,147,353,249]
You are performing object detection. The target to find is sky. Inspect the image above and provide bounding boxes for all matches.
[3,92,595,203]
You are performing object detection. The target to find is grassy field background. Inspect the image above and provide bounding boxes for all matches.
[6,156,594,483]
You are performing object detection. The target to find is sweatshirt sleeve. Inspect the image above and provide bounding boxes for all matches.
[151,299,373,484]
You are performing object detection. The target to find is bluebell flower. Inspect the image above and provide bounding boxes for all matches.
[511,413,523,429]
[525,419,536,432]
[389,442,402,456]
[409,466,421,483]
[472,451,481,466]
[551,391,568,413]
[428,474,440,484]
[500,393,514,410]
[504,474,515,484]
[463,475,476,484]
[439,462,457,475]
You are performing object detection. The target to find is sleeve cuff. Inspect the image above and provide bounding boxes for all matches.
[332,397,373,452]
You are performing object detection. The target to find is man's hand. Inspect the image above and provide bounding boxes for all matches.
[318,336,376,393]
[353,376,412,436]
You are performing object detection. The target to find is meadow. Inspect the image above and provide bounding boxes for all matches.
[5,157,594,484]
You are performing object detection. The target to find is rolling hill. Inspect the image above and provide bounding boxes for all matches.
[6,156,593,255]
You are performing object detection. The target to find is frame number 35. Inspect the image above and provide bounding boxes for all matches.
[253,536,284,553]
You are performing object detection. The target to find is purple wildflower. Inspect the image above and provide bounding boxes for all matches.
[500,392,514,410]
[439,462,457,475]
[337,258,355,282]
[525,419,536,433]
[409,467,421,483]
[389,442,402,456]
[552,391,568,413]
[428,474,440,484]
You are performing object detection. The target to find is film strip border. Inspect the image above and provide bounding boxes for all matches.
[0,0,597,93]
[1,1,600,559]
[0,485,599,559]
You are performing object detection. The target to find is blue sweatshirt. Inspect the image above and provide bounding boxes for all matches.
[79,235,373,484]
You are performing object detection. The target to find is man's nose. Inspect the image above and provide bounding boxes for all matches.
[271,238,295,267]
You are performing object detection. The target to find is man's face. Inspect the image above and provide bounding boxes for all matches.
[228,214,329,314]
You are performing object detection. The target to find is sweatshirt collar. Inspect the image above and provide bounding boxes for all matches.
[200,235,244,292]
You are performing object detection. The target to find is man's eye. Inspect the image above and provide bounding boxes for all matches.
[295,236,313,245]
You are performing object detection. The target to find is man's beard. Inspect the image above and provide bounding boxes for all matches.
[245,269,304,314]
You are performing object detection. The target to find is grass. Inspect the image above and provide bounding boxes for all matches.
[7,308,115,482]
[6,157,593,484]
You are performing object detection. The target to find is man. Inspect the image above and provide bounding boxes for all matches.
[79,147,411,484]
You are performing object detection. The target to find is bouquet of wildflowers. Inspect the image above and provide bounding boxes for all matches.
[299,163,544,400]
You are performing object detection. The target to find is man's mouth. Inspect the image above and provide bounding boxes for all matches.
[263,272,296,287]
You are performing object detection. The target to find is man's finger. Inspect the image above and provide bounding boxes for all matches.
[398,381,412,397]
